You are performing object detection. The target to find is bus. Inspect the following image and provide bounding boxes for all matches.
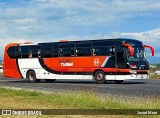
[3,38,154,84]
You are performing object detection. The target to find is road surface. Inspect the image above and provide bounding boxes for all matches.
[0,75,160,97]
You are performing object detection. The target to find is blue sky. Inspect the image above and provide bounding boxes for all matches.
[0,0,160,63]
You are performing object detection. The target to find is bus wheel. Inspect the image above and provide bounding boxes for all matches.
[45,79,56,83]
[114,80,123,84]
[95,71,106,84]
[27,71,40,83]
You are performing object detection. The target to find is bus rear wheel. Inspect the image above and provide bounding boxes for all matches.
[45,79,56,83]
[95,71,106,84]
[27,70,40,83]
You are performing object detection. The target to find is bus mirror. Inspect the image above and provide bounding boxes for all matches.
[143,45,154,56]
[123,43,134,56]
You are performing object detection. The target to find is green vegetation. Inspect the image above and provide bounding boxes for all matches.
[149,72,160,79]
[0,87,159,118]
[0,87,159,109]
[150,64,160,79]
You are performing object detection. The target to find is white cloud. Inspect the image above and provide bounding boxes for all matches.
[115,28,160,45]
[12,0,160,26]
[0,0,160,61]
[13,18,37,24]
[0,0,160,40]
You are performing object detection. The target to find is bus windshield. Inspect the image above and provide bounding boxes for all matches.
[125,41,147,61]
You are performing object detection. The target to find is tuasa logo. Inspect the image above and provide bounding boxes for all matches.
[59,59,73,67]
[94,58,100,66]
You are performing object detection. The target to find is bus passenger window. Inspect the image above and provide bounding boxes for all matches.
[17,47,22,58]
[43,48,51,58]
[63,48,71,57]
[93,48,100,56]
[22,46,29,58]
[92,49,96,56]
[84,48,91,56]
[76,48,83,56]
[109,47,115,55]
[7,46,16,59]
[38,50,41,58]
[59,49,63,57]
[30,50,39,58]
[53,44,58,57]
[28,51,32,58]
[71,49,74,56]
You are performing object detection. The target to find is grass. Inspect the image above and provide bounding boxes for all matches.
[149,68,160,79]
[149,73,160,79]
[0,87,159,109]
[0,87,159,118]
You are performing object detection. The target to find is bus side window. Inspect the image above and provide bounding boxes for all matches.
[28,51,32,58]
[63,48,72,57]
[17,47,22,58]
[22,46,29,58]
[76,48,83,56]
[38,50,41,58]
[71,49,75,56]
[53,44,58,57]
[92,49,96,56]
[59,49,63,57]
[76,42,92,56]
[43,48,52,58]
[109,47,115,55]
[32,50,37,58]
[84,48,92,56]
[29,45,41,58]
[93,48,101,56]
[28,50,40,58]
[7,46,16,59]
[99,47,111,56]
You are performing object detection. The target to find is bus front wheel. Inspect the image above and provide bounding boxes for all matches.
[27,70,40,83]
[95,71,106,84]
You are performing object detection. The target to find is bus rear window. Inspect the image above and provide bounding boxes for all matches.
[7,46,16,59]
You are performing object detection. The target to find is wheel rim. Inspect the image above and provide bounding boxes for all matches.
[97,73,103,80]
[29,74,35,81]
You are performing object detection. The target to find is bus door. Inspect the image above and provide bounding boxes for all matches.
[115,47,126,80]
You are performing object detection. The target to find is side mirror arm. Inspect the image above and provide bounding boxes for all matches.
[143,45,154,56]
[123,43,134,56]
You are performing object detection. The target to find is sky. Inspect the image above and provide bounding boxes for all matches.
[0,0,160,63]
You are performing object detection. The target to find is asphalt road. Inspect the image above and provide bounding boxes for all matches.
[0,75,160,97]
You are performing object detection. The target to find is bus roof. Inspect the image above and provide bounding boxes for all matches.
[38,38,142,45]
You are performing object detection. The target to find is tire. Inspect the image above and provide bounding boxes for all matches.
[114,80,124,84]
[45,79,56,83]
[95,71,106,84]
[27,70,40,83]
